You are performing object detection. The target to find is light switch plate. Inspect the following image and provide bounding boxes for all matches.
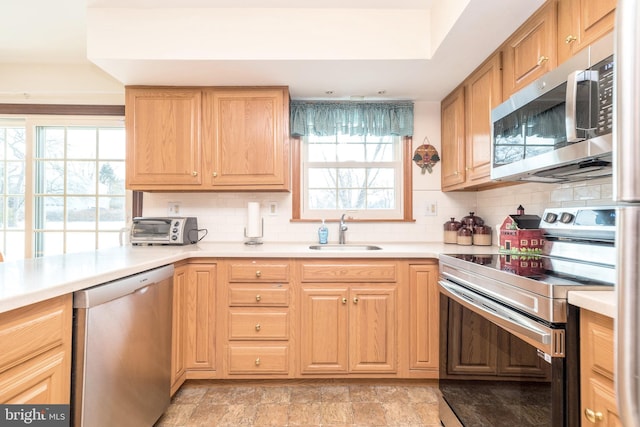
[168,201,181,216]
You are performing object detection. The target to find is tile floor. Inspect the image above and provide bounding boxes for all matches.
[155,380,442,427]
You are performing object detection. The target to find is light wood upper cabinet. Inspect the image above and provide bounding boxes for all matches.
[441,52,501,191]
[0,295,72,404]
[441,86,466,189]
[580,309,622,426]
[125,88,202,188]
[502,1,557,100]
[558,0,616,64]
[203,88,290,190]
[125,86,290,191]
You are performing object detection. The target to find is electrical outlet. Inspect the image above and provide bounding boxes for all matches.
[168,201,181,216]
[425,201,437,216]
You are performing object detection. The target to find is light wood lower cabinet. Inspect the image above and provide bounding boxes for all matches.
[409,263,439,375]
[221,259,293,378]
[0,294,72,404]
[580,309,621,426]
[171,260,217,395]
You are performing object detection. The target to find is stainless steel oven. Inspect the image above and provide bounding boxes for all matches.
[438,206,616,427]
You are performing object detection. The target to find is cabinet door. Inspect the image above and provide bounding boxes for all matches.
[409,264,439,370]
[349,286,397,373]
[171,264,188,395]
[125,88,202,188]
[558,0,616,64]
[185,264,216,371]
[502,1,557,99]
[300,287,349,374]
[203,88,290,190]
[441,86,466,189]
[465,53,502,184]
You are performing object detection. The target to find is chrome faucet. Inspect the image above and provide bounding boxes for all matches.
[339,213,348,244]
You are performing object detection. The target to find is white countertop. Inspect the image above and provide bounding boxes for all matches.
[568,290,616,319]
[0,241,616,319]
[0,241,494,314]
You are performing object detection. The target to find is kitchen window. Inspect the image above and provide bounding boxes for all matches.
[0,116,126,260]
[290,101,414,221]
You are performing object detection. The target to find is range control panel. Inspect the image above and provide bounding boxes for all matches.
[540,206,615,241]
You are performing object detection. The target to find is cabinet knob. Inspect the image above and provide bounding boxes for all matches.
[537,55,549,66]
[213,172,218,177]
[255,357,261,366]
[192,171,198,176]
[256,294,261,302]
[255,323,261,332]
[454,171,459,176]
[565,35,577,44]
[584,408,603,423]
[255,270,262,278]
[342,297,347,304]
[465,166,470,171]
[353,297,359,304]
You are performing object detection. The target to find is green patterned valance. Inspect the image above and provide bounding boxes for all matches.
[290,101,413,137]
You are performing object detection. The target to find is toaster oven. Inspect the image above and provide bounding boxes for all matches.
[130,217,198,246]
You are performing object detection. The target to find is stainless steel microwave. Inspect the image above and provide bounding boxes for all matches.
[130,217,198,245]
[491,33,614,183]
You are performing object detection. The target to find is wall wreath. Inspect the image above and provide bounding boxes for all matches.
[412,137,440,174]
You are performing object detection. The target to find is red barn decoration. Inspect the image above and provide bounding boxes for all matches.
[499,206,543,254]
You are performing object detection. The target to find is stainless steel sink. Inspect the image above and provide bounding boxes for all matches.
[308,244,382,251]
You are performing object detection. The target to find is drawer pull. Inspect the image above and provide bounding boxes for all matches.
[537,55,549,66]
[192,171,198,176]
[565,35,577,44]
[213,172,218,177]
[584,408,603,423]
[256,294,261,302]
[255,357,261,366]
[353,297,359,304]
[255,323,261,332]
[342,297,347,304]
[256,270,262,278]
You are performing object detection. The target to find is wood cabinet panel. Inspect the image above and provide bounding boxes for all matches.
[409,264,439,371]
[581,309,621,426]
[441,86,466,189]
[203,88,290,190]
[228,308,289,340]
[349,287,397,373]
[464,53,502,184]
[185,264,216,371]
[228,284,289,307]
[558,0,616,64]
[227,344,290,375]
[300,261,397,283]
[227,260,290,282]
[171,264,188,394]
[502,1,557,99]
[125,88,202,188]
[300,287,349,374]
[0,294,72,404]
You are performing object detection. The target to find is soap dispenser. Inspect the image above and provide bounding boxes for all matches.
[318,219,329,244]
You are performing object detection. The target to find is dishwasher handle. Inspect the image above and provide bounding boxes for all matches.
[74,264,174,308]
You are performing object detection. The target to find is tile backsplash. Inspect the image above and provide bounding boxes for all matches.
[141,176,613,244]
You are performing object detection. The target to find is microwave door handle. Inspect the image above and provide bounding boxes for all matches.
[565,70,582,143]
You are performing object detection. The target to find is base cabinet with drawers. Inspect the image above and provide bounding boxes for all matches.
[220,259,293,377]
[580,309,622,426]
[0,295,72,404]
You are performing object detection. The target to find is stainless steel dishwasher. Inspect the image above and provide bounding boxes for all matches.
[73,265,174,427]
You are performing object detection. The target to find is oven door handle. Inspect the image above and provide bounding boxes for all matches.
[439,279,565,358]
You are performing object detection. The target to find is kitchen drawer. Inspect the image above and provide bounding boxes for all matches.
[0,295,71,372]
[228,284,289,307]
[227,344,289,374]
[300,261,397,283]
[227,261,290,282]
[228,309,289,340]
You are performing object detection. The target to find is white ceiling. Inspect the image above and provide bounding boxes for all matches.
[1,0,545,102]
